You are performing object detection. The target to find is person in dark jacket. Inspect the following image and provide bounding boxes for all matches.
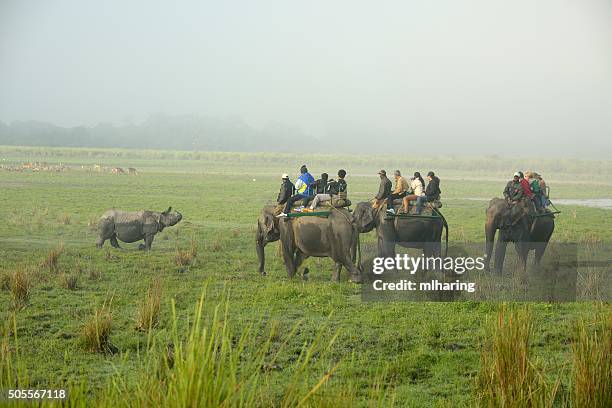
[386,170,410,214]
[302,173,329,207]
[277,174,294,206]
[415,171,441,214]
[306,169,348,211]
[503,172,524,203]
[375,170,392,209]
[331,169,348,199]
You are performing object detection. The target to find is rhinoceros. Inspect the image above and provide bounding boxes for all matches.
[96,207,182,250]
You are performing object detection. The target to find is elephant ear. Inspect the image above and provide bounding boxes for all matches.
[360,205,375,230]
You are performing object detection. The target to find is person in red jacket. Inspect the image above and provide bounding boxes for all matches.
[518,171,534,200]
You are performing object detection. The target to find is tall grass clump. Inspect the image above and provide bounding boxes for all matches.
[135,278,163,331]
[571,313,611,407]
[41,243,64,273]
[57,213,71,225]
[87,216,99,232]
[0,314,26,391]
[0,271,10,291]
[175,238,197,267]
[60,272,79,290]
[81,301,113,353]
[108,287,341,406]
[476,304,560,407]
[88,266,102,281]
[0,285,397,405]
[10,267,32,310]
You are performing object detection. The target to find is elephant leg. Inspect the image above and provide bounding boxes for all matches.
[514,242,528,274]
[256,237,266,275]
[431,241,441,258]
[333,244,362,283]
[378,237,396,258]
[294,251,309,281]
[484,221,498,272]
[342,258,362,283]
[494,239,508,274]
[110,235,121,249]
[281,241,297,279]
[423,241,441,261]
[533,242,549,267]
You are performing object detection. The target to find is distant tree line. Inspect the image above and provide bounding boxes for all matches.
[0,115,310,152]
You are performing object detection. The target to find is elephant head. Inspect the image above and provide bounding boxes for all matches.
[352,202,377,233]
[257,206,279,243]
[159,207,182,230]
[256,205,281,275]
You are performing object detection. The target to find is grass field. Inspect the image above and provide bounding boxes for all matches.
[1,147,610,406]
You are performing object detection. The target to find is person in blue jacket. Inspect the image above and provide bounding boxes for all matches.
[278,165,314,217]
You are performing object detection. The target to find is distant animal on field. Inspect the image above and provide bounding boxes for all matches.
[128,167,138,175]
[111,167,125,174]
[97,207,182,250]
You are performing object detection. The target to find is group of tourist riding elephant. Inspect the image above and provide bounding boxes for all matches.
[256,183,555,282]
[256,199,450,283]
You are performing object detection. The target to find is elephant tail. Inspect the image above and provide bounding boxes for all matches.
[356,227,362,272]
[435,209,449,257]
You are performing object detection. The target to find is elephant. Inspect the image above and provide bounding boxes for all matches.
[256,205,281,275]
[352,201,448,258]
[97,207,182,250]
[484,198,555,274]
[278,208,362,283]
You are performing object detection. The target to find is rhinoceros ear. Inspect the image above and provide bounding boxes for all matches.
[162,207,172,215]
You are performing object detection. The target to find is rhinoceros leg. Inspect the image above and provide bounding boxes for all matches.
[144,234,155,251]
[332,263,342,282]
[110,235,121,249]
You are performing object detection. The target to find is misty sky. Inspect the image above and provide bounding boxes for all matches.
[1,0,611,156]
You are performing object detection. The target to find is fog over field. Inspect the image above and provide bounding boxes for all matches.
[1,0,611,156]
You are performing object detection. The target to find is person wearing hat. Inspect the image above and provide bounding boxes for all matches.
[386,170,410,214]
[503,172,524,203]
[374,169,392,209]
[415,171,441,214]
[276,173,294,208]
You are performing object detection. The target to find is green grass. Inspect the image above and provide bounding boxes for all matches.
[0,147,611,406]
